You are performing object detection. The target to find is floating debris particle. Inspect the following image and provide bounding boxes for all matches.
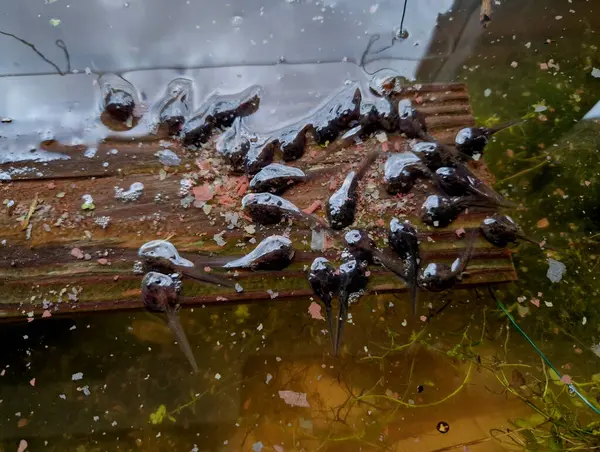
[213,232,226,247]
[71,372,84,381]
[267,289,279,299]
[560,374,572,384]
[436,421,450,433]
[17,439,28,452]
[94,216,111,229]
[536,217,549,228]
[81,194,95,210]
[71,248,85,260]
[215,373,222,380]
[308,302,324,320]
[49,18,61,26]
[193,184,214,202]
[310,228,325,251]
[484,88,492,97]
[83,147,97,158]
[80,385,91,396]
[224,211,240,229]
[155,149,181,166]
[265,373,273,384]
[235,283,244,293]
[114,182,144,202]
[278,390,310,407]
[547,258,566,283]
[592,68,600,78]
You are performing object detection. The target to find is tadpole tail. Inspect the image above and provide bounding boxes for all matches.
[293,210,339,237]
[166,309,199,373]
[305,163,348,181]
[517,233,555,251]
[334,297,349,357]
[372,249,409,284]
[324,302,336,354]
[487,119,525,135]
[468,185,517,209]
[416,131,466,160]
[454,230,478,275]
[181,267,236,288]
[460,196,504,211]
[355,149,383,181]
[408,258,419,316]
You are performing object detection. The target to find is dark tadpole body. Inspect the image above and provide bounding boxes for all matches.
[480,214,539,247]
[182,85,261,147]
[384,151,431,194]
[344,229,409,290]
[455,120,523,158]
[216,117,252,173]
[249,163,306,194]
[327,151,380,230]
[244,136,278,175]
[335,259,368,356]
[141,272,199,373]
[138,240,234,287]
[420,194,495,228]
[397,99,427,139]
[158,78,192,135]
[418,232,476,292]
[241,193,330,231]
[223,235,294,270]
[388,218,420,315]
[242,193,301,225]
[359,97,399,136]
[280,123,311,162]
[99,73,138,125]
[327,171,359,229]
[312,84,362,145]
[410,141,460,171]
[308,257,340,352]
[435,166,515,207]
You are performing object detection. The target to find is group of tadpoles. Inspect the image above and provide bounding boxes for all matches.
[131,73,541,367]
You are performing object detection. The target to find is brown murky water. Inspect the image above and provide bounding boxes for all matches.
[2,0,600,451]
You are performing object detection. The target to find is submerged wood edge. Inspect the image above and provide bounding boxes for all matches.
[0,265,516,319]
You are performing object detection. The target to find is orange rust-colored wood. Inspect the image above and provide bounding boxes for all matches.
[0,83,516,320]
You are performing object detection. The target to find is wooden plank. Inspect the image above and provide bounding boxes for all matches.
[0,82,516,320]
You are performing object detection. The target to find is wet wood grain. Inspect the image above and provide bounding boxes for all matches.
[0,83,516,320]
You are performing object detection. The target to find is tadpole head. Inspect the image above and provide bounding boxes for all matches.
[389,218,418,258]
[308,257,340,304]
[481,214,520,247]
[138,240,194,268]
[141,272,181,312]
[344,229,376,264]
